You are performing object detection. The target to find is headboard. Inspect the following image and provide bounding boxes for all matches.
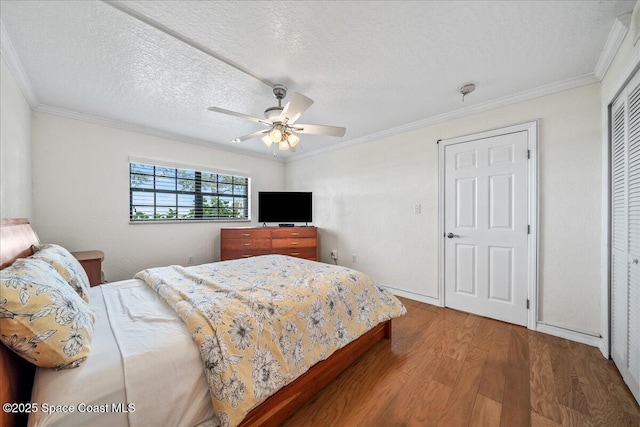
[1,218,41,427]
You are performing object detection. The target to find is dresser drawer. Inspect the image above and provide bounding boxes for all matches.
[272,247,317,260]
[272,238,316,249]
[220,227,318,262]
[222,239,272,251]
[271,228,317,239]
[221,228,272,239]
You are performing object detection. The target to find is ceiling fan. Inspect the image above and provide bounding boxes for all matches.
[208,85,346,152]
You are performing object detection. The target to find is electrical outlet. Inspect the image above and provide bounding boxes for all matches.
[330,250,338,260]
[187,255,195,265]
[414,203,422,214]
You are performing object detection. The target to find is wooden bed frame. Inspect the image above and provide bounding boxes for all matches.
[0,218,392,427]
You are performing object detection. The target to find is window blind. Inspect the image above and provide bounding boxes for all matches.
[129,162,249,221]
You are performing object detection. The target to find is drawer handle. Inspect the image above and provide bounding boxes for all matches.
[242,243,251,246]
[290,252,300,256]
[241,233,251,237]
[291,241,299,245]
[291,232,300,236]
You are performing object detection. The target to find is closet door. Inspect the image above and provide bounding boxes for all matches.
[611,69,640,403]
[627,73,640,402]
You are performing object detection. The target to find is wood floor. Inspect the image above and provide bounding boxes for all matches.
[283,297,640,427]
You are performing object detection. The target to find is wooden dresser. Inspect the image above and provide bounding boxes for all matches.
[221,227,317,261]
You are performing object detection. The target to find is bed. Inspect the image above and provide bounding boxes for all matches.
[0,219,405,427]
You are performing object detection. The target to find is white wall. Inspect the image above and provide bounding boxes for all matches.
[286,83,602,335]
[31,113,285,282]
[0,55,32,219]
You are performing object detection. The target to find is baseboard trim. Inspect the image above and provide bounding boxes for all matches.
[536,322,601,348]
[598,340,609,359]
[382,288,604,350]
[383,286,441,306]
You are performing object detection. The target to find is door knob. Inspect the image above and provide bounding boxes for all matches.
[633,258,639,265]
[447,233,454,239]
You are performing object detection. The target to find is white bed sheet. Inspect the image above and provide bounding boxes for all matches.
[28,279,214,427]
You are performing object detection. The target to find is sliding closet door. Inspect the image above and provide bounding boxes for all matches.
[611,69,640,403]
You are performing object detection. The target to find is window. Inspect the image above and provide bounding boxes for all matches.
[129,162,249,222]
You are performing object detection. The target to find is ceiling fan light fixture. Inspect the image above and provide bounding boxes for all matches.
[270,125,283,142]
[261,134,273,147]
[287,132,300,147]
[278,139,289,150]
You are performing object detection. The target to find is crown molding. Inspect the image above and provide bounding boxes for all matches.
[34,104,284,163]
[594,14,631,81]
[0,20,38,108]
[288,73,600,163]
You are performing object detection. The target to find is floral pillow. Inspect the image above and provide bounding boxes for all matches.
[32,243,91,303]
[0,257,95,369]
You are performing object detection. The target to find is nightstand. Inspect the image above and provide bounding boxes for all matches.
[72,250,104,287]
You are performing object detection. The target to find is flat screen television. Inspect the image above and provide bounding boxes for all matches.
[258,192,312,224]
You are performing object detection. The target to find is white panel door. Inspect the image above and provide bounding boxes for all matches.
[444,131,529,326]
[611,68,640,404]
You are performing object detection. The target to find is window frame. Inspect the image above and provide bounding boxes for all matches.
[128,158,251,224]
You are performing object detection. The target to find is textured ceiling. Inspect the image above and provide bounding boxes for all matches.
[0,1,635,160]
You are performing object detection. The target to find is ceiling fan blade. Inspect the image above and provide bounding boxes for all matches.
[279,92,313,125]
[231,129,269,143]
[292,124,346,137]
[208,106,271,126]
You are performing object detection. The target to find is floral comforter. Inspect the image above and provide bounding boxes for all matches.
[134,254,406,427]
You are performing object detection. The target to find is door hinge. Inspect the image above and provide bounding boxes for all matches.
[527,225,530,234]
[527,299,530,309]
[527,149,531,159]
